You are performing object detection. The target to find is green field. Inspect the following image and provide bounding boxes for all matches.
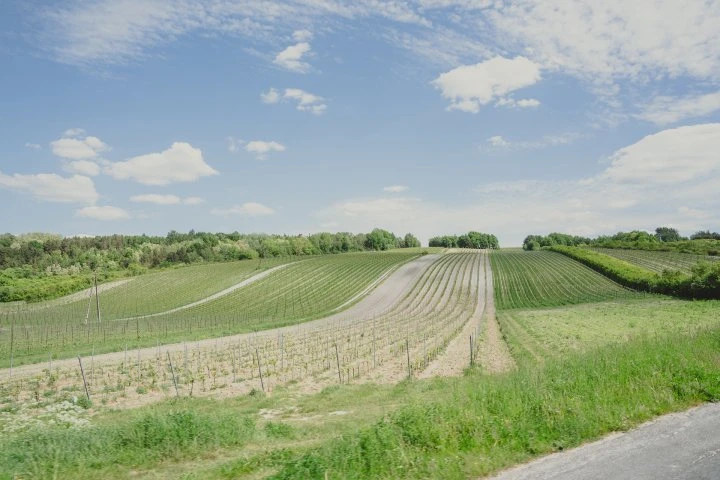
[1,247,719,480]
[490,250,639,309]
[0,251,419,366]
[592,247,719,274]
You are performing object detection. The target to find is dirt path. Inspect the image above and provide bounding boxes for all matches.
[475,252,515,374]
[418,251,486,378]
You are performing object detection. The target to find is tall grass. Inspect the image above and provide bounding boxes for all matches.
[273,327,720,479]
[0,404,255,479]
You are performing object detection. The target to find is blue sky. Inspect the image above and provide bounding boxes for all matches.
[1,1,719,246]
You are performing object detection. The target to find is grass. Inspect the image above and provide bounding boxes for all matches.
[490,250,639,309]
[272,324,720,479]
[2,297,719,479]
[592,247,719,274]
[498,298,720,367]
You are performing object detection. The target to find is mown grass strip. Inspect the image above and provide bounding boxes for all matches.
[272,326,720,479]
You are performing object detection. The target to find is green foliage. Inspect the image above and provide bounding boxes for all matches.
[403,233,421,248]
[429,232,499,249]
[655,226,684,242]
[490,250,638,309]
[272,327,720,479]
[691,230,720,240]
[0,405,256,477]
[522,233,590,250]
[550,246,720,299]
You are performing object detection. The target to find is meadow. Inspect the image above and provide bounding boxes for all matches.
[0,247,719,479]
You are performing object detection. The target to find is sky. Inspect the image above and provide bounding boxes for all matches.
[1,1,719,246]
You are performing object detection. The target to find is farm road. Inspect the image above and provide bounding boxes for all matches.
[489,402,720,480]
[2,254,441,379]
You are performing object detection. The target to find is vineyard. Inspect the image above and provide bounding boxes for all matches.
[0,252,490,411]
[592,248,719,274]
[490,250,639,310]
[0,251,418,367]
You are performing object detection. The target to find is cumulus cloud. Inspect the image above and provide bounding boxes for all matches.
[245,140,286,159]
[318,124,720,245]
[130,194,181,205]
[0,171,99,204]
[76,205,131,220]
[383,185,409,193]
[211,202,276,216]
[64,160,101,176]
[432,56,542,113]
[51,135,109,159]
[106,142,218,185]
[273,42,312,73]
[261,87,327,114]
[603,124,720,184]
[636,92,720,126]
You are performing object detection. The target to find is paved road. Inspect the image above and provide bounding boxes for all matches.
[490,403,720,480]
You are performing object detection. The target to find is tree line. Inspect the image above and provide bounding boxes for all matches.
[523,227,720,256]
[428,232,499,249]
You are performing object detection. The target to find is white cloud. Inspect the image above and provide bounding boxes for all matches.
[63,128,86,137]
[317,124,720,246]
[227,136,243,153]
[488,1,720,82]
[129,194,204,205]
[40,1,429,67]
[51,136,109,159]
[183,196,205,205]
[603,123,720,184]
[65,160,101,176]
[262,87,327,114]
[636,92,720,126]
[383,185,409,193]
[211,202,275,216]
[293,29,313,42]
[496,98,541,109]
[485,133,581,150]
[130,194,181,205]
[432,56,542,113]
[273,42,312,73]
[25,142,42,150]
[260,88,281,104]
[487,135,509,147]
[245,140,286,159]
[282,88,327,114]
[106,142,218,185]
[76,205,131,220]
[0,171,99,204]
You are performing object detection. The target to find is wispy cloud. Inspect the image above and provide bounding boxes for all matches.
[261,87,327,114]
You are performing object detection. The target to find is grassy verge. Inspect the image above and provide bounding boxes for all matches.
[273,326,720,479]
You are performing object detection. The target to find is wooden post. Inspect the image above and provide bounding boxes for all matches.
[406,338,411,379]
[255,348,265,392]
[335,344,342,384]
[94,273,101,323]
[78,356,91,402]
[470,335,474,367]
[167,352,179,397]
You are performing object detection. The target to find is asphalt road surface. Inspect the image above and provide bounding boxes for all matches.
[491,403,720,480]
